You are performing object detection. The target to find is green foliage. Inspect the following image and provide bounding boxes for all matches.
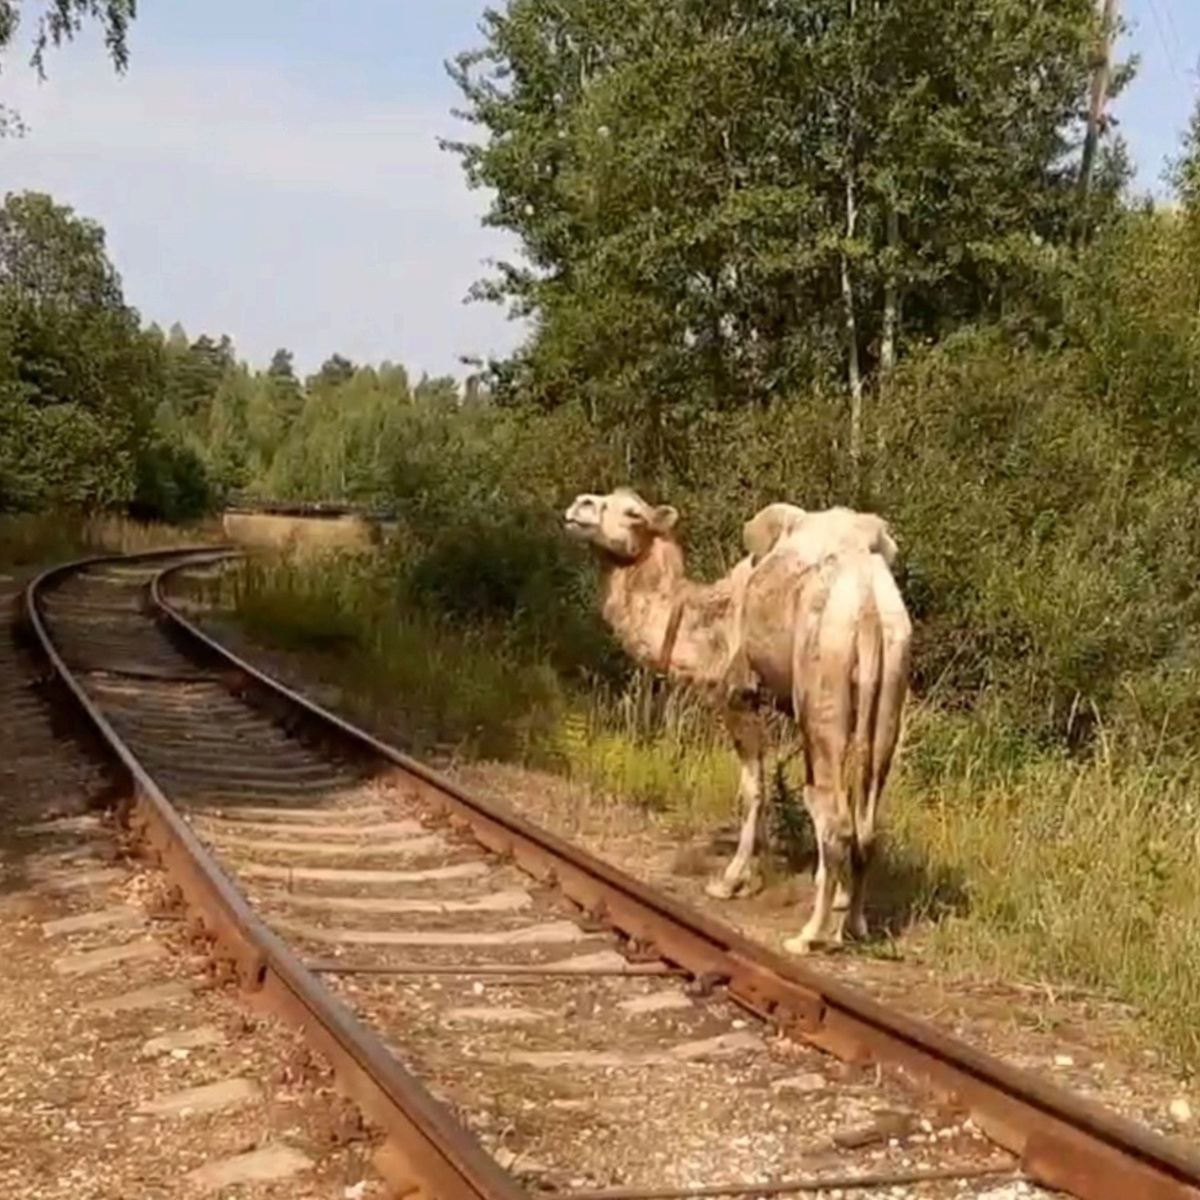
[445,0,1132,472]
[186,193,1200,762]
[131,434,213,523]
[0,190,157,511]
[0,189,234,521]
[264,347,304,440]
[306,352,356,392]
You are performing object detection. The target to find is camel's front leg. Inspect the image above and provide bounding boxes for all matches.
[847,646,909,941]
[706,706,767,900]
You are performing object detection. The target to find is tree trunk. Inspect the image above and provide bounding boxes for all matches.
[843,0,864,474]
[1078,0,1117,204]
[842,169,863,470]
[880,202,900,380]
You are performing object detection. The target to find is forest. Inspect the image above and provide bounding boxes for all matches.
[6,0,1200,1064]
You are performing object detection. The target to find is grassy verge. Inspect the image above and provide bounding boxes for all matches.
[0,510,224,569]
[891,708,1200,1060]
[208,547,1200,1074]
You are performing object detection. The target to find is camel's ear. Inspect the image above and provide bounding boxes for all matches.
[649,504,679,534]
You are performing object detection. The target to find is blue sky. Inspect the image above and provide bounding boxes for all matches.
[0,1,1196,379]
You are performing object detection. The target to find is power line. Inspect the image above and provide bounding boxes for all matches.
[1144,0,1182,81]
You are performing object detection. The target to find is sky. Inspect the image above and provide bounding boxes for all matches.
[0,0,1196,380]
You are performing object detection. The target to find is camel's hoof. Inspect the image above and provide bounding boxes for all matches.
[846,917,869,942]
[782,934,817,956]
[739,873,765,899]
[705,878,738,901]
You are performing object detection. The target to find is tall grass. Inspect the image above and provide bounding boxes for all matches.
[891,706,1200,1068]
[217,554,566,762]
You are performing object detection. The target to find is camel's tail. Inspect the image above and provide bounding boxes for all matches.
[849,580,884,848]
[866,559,913,817]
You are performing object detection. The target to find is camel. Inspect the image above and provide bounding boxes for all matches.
[562,487,912,953]
[732,500,913,945]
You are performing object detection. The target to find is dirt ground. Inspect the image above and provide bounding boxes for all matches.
[187,611,1199,1152]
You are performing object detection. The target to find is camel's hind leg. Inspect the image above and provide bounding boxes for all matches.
[847,675,905,940]
[706,706,767,900]
[783,723,854,955]
[846,807,875,941]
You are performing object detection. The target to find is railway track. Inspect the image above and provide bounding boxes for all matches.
[0,562,383,1198]
[16,546,1200,1200]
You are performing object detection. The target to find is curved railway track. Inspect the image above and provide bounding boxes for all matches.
[15,546,1200,1200]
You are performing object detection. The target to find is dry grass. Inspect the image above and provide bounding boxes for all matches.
[197,553,565,763]
[221,511,382,557]
[0,511,224,569]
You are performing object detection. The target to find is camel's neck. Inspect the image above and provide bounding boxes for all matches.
[597,540,723,682]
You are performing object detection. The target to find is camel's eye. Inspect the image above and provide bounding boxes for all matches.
[623,506,646,523]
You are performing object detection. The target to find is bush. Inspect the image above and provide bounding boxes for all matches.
[131,435,216,522]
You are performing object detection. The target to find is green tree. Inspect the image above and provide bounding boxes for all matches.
[413,373,460,408]
[265,361,425,503]
[0,190,156,510]
[307,353,356,392]
[1168,97,1200,212]
[266,346,304,432]
[0,1,137,135]
[0,190,124,308]
[160,331,236,430]
[206,363,254,494]
[1166,93,1200,314]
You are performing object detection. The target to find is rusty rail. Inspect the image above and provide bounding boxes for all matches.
[25,547,1200,1200]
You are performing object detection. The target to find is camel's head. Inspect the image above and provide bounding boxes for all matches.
[563,487,679,562]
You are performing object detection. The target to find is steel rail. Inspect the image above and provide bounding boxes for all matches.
[24,548,529,1200]
[147,553,1200,1200]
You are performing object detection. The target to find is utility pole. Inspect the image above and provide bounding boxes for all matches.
[1078,0,1118,202]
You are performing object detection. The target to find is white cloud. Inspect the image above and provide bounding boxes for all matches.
[0,49,526,376]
